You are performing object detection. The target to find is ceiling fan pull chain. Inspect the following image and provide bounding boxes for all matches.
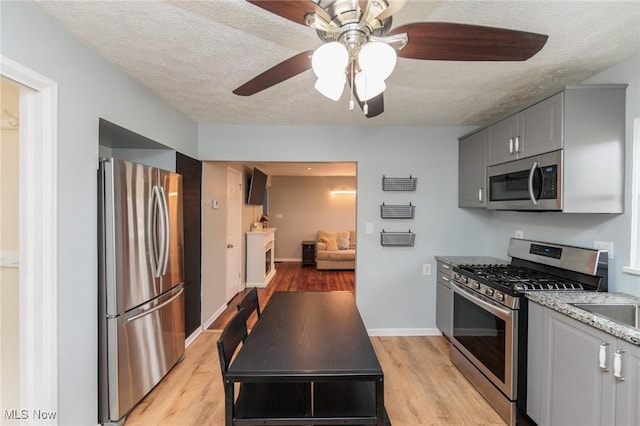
[364,101,369,115]
[349,61,355,111]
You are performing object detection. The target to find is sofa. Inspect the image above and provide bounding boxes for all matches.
[316,230,356,270]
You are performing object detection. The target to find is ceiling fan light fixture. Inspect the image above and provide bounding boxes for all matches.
[355,72,386,101]
[358,41,397,80]
[311,42,349,79]
[315,74,346,101]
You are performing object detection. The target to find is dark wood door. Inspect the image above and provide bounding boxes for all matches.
[176,152,202,337]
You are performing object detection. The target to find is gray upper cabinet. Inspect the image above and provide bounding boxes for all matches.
[458,129,487,208]
[528,302,640,426]
[487,92,563,166]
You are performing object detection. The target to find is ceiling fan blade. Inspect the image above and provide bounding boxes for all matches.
[233,50,313,96]
[390,22,548,61]
[246,0,329,26]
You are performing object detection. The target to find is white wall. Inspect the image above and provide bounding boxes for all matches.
[198,125,491,333]
[487,54,640,297]
[1,2,198,424]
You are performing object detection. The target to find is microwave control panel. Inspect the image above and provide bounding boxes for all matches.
[540,165,558,199]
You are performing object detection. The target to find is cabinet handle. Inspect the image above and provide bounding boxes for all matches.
[441,276,450,282]
[614,349,625,381]
[514,136,521,153]
[478,188,484,202]
[599,342,610,371]
[442,264,451,270]
[509,138,514,154]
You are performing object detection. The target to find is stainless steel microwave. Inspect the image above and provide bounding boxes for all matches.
[487,150,563,211]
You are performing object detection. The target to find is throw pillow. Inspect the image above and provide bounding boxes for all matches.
[336,231,350,250]
[320,236,338,251]
[349,230,356,249]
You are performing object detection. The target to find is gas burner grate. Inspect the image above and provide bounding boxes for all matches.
[458,264,585,291]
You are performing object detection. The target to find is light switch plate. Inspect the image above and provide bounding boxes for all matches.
[422,264,431,275]
[515,230,524,239]
[365,223,373,234]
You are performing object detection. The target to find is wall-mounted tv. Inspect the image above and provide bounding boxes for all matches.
[247,167,268,205]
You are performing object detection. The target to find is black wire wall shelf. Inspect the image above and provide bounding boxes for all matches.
[380,229,416,247]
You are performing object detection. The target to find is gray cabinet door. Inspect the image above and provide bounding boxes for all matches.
[615,341,640,425]
[526,301,545,424]
[435,262,453,337]
[487,115,518,165]
[458,129,487,207]
[518,92,564,158]
[543,310,616,425]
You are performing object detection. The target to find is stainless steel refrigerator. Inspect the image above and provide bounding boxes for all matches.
[98,158,185,426]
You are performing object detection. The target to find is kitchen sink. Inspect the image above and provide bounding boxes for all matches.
[570,303,640,329]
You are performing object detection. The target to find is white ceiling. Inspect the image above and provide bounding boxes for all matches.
[36,0,640,127]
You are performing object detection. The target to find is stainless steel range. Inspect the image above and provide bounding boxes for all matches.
[450,238,608,425]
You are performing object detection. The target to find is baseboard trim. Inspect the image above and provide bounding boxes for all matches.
[185,328,202,348]
[367,328,443,337]
[202,304,227,330]
[275,258,301,262]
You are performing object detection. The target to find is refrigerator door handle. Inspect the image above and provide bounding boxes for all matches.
[159,186,170,276]
[125,285,183,323]
[150,185,164,278]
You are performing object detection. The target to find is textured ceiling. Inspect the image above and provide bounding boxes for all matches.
[36,0,639,126]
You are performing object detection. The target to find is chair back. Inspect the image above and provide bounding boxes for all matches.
[237,287,261,322]
[217,308,248,376]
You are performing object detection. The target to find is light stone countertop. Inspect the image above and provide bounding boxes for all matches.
[526,292,640,346]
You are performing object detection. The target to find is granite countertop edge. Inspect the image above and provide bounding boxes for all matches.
[526,292,640,346]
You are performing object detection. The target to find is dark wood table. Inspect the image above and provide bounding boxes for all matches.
[225,291,386,425]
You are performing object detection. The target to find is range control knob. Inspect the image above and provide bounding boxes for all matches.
[485,288,495,297]
[496,292,505,301]
[473,282,481,290]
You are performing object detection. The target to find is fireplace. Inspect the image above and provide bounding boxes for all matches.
[265,241,273,277]
[246,228,277,287]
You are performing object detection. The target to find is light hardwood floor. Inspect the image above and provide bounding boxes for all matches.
[125,263,505,425]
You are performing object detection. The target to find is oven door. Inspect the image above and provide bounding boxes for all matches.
[451,283,518,399]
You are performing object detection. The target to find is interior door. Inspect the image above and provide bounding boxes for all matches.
[226,168,243,302]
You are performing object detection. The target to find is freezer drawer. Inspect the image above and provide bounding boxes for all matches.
[106,286,185,422]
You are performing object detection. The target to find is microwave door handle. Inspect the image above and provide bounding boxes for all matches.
[528,162,539,206]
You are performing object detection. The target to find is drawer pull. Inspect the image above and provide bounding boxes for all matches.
[599,342,610,371]
[614,350,625,381]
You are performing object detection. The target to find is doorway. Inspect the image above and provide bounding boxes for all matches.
[0,58,58,417]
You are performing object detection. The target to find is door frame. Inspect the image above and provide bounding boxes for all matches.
[226,167,243,302]
[1,56,58,417]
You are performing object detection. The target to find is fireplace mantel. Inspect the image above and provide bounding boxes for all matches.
[246,228,277,288]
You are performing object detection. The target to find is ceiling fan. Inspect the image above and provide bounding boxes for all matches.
[233,0,548,118]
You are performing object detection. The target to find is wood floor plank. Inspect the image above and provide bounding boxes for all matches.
[125,263,505,426]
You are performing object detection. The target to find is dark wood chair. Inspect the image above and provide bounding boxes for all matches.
[236,287,260,328]
[217,309,311,421]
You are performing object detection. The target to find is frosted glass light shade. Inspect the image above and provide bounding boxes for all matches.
[315,74,346,101]
[312,42,349,78]
[355,72,386,101]
[358,41,397,80]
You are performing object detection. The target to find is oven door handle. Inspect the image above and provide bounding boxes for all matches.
[453,283,513,320]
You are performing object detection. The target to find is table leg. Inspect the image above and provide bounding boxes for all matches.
[224,379,234,426]
[376,376,384,426]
